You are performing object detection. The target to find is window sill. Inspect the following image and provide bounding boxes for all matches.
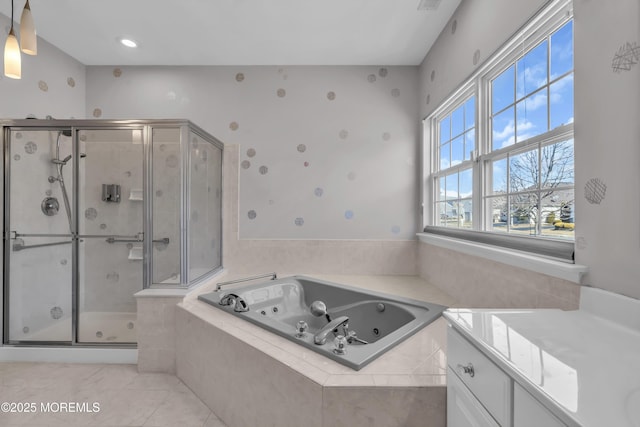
[417,232,587,284]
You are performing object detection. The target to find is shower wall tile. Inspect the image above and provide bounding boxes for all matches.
[86,65,420,241]
[417,241,580,310]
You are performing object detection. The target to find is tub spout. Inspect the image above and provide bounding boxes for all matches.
[219,293,250,312]
[313,316,349,345]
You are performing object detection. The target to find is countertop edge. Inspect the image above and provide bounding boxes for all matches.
[443,310,582,427]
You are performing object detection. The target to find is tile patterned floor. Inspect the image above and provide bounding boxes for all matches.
[0,362,228,427]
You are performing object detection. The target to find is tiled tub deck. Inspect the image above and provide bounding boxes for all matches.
[176,275,456,427]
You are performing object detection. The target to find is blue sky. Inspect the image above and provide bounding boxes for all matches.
[439,19,574,205]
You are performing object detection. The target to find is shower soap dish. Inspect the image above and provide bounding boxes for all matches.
[128,246,143,260]
[129,189,143,201]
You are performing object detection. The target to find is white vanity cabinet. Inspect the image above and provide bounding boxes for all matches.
[447,325,566,427]
[513,384,565,427]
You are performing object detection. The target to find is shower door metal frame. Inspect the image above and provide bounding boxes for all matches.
[1,120,146,347]
[1,118,224,346]
[183,122,225,287]
[2,123,80,345]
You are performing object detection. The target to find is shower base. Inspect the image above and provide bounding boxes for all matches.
[18,312,136,344]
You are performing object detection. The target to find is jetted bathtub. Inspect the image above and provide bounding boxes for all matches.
[198,275,447,370]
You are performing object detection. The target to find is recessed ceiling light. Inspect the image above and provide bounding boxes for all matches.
[119,38,137,48]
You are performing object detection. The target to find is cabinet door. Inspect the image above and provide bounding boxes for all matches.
[447,327,512,426]
[514,383,566,427]
[447,368,500,427]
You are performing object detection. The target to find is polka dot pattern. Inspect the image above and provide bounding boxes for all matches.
[229,121,239,131]
[473,49,481,66]
[235,73,245,82]
[38,80,48,91]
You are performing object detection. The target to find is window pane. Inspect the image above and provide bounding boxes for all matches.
[551,20,573,79]
[516,91,548,142]
[435,202,448,226]
[487,196,508,232]
[492,65,515,114]
[540,191,574,239]
[464,129,475,161]
[510,193,539,236]
[492,158,508,193]
[451,136,464,166]
[438,176,445,202]
[516,41,548,99]
[460,199,473,229]
[451,106,464,138]
[440,142,450,170]
[465,97,475,130]
[510,149,539,192]
[541,140,574,188]
[492,107,515,150]
[550,73,574,129]
[446,172,458,200]
[460,168,473,197]
[439,116,450,144]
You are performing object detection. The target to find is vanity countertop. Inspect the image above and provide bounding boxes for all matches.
[444,305,640,427]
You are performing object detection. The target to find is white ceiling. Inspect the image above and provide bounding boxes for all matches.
[0,0,461,66]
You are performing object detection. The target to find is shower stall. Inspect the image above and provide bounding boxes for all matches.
[0,119,223,346]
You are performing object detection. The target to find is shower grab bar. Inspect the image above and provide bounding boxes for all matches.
[215,272,277,292]
[105,236,169,244]
[10,232,71,238]
[12,240,72,252]
[106,236,142,244]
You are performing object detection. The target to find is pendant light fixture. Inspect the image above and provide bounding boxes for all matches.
[19,0,36,55]
[4,0,21,79]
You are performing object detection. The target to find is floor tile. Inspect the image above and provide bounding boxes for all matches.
[0,362,227,427]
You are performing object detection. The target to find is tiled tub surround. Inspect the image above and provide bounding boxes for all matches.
[418,241,581,310]
[222,144,419,276]
[176,274,457,427]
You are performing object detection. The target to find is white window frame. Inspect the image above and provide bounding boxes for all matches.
[421,0,577,265]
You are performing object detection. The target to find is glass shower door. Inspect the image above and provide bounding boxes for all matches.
[5,129,74,342]
[77,128,143,343]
